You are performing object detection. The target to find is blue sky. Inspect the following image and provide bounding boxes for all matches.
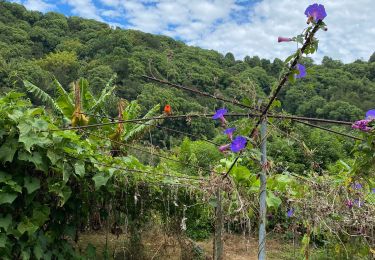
[8,0,375,63]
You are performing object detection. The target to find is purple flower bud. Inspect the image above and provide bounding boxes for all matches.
[365,109,375,120]
[304,3,327,22]
[223,128,236,140]
[218,144,230,153]
[278,36,292,43]
[295,64,306,78]
[287,208,294,218]
[213,108,228,126]
[230,136,247,153]
[346,200,353,209]
[352,119,372,132]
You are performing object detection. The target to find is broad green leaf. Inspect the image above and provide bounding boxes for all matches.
[0,138,18,163]
[19,133,52,153]
[31,119,49,131]
[24,177,40,194]
[0,214,12,232]
[17,218,38,234]
[266,191,282,209]
[18,151,47,172]
[47,150,62,164]
[34,244,43,260]
[74,161,85,177]
[231,166,251,182]
[92,173,110,189]
[21,248,31,260]
[0,191,18,204]
[32,204,50,226]
[23,80,65,116]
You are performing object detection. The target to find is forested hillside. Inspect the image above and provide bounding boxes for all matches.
[1,1,375,120]
[0,2,375,258]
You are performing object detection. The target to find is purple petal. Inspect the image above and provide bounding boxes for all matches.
[287,208,294,217]
[305,3,327,22]
[353,183,362,190]
[365,109,375,119]
[223,128,236,135]
[372,188,375,194]
[352,119,372,132]
[212,108,228,120]
[295,64,306,78]
[230,136,247,153]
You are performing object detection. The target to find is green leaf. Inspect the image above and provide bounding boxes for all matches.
[18,151,47,172]
[32,204,50,226]
[266,191,282,209]
[33,244,43,260]
[47,150,62,165]
[92,173,110,189]
[23,80,65,116]
[19,133,52,153]
[231,166,251,182]
[0,214,12,232]
[74,161,85,177]
[17,218,39,234]
[24,177,40,194]
[0,191,18,204]
[0,138,18,163]
[21,248,31,260]
[287,73,296,84]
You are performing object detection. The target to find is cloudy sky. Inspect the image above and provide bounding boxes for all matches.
[9,0,375,63]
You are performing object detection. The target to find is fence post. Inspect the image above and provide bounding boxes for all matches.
[258,119,267,260]
[213,188,223,260]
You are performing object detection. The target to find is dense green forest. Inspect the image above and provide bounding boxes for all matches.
[1,0,375,173]
[0,1,375,259]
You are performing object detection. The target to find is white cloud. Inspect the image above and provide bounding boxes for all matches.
[62,0,102,20]
[9,0,375,63]
[106,0,374,63]
[11,0,54,12]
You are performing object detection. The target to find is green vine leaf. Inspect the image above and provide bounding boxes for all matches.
[74,161,85,177]
[0,138,18,163]
[24,177,40,194]
[0,190,18,204]
[0,214,12,232]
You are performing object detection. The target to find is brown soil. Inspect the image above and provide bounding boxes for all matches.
[78,230,295,259]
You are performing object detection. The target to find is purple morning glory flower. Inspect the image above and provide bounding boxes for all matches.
[295,64,306,79]
[230,136,247,153]
[287,208,294,218]
[218,144,230,153]
[213,108,228,126]
[365,109,375,119]
[278,36,292,43]
[304,3,327,22]
[352,182,362,190]
[352,119,372,132]
[223,128,236,140]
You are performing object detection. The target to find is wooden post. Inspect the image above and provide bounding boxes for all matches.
[258,119,267,260]
[213,188,223,260]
